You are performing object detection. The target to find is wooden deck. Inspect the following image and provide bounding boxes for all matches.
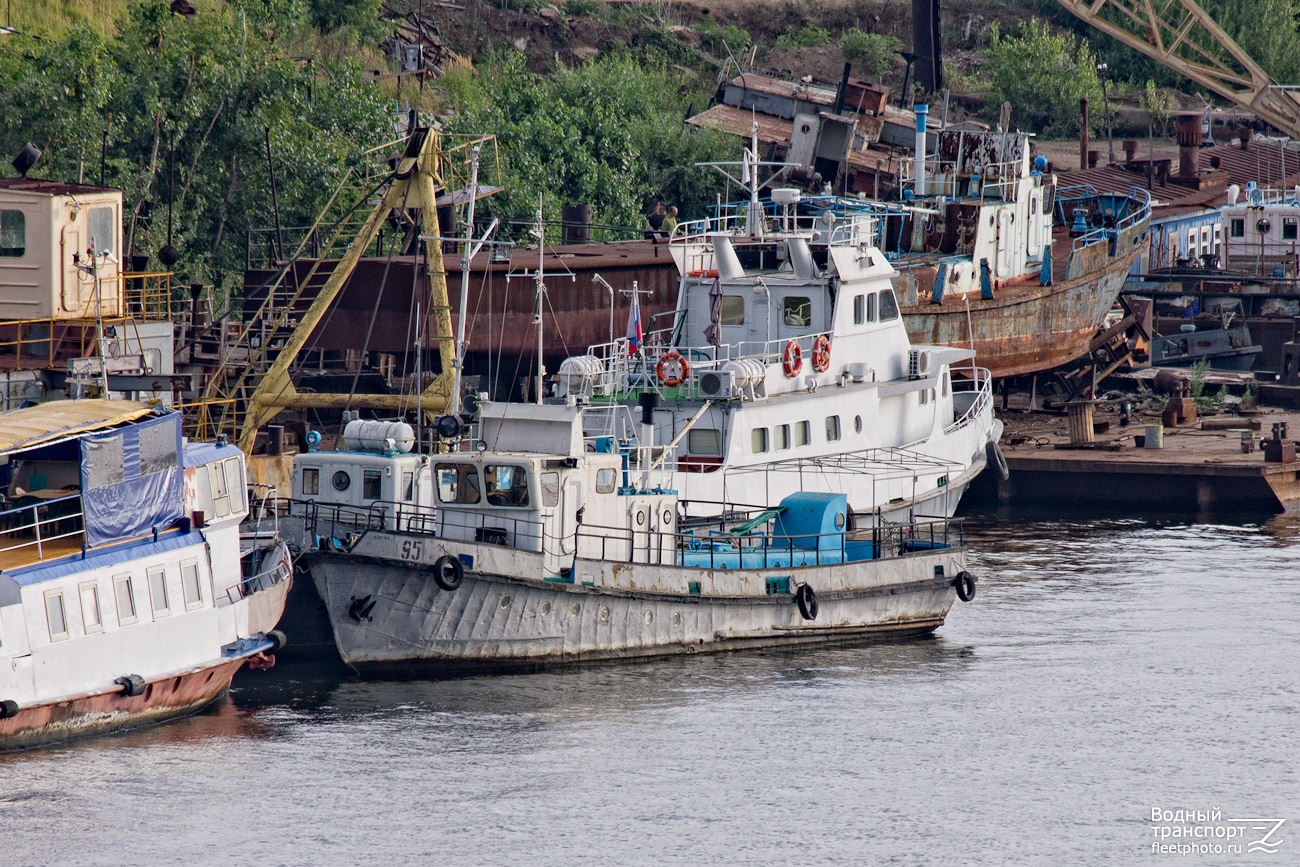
[0,533,85,572]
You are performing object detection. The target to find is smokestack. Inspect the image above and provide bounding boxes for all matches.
[1123,139,1138,162]
[914,103,928,196]
[1177,113,1200,179]
[1080,99,1089,171]
[834,62,851,115]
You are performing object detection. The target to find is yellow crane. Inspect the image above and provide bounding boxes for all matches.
[226,126,461,454]
[1057,0,1300,139]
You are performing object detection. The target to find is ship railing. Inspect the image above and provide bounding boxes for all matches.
[1057,185,1152,253]
[899,156,1024,203]
[0,493,84,563]
[572,511,963,569]
[290,497,545,554]
[228,546,292,603]
[947,366,994,434]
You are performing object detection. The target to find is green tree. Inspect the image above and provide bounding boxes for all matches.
[986,19,1102,137]
[841,29,900,82]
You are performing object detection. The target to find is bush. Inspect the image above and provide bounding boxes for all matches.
[841,29,899,80]
[986,19,1102,137]
[776,24,830,49]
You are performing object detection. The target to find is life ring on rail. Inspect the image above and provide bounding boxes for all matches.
[954,571,977,603]
[687,268,719,278]
[782,340,803,378]
[656,350,690,387]
[433,555,464,592]
[811,334,831,373]
[795,583,819,620]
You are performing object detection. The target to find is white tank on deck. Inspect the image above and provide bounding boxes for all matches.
[557,355,604,389]
[722,358,767,388]
[343,419,415,453]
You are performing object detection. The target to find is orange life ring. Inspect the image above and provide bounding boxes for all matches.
[687,269,720,278]
[782,340,803,378]
[656,350,690,387]
[811,334,831,372]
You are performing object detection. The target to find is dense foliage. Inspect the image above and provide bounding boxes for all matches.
[986,19,1103,137]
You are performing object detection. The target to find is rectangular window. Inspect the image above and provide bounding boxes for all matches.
[751,428,768,454]
[485,465,530,507]
[362,469,383,500]
[148,566,170,618]
[80,582,103,633]
[687,428,722,455]
[89,206,115,257]
[0,209,25,257]
[45,591,69,641]
[224,458,245,513]
[402,472,414,500]
[919,388,929,406]
[720,295,746,325]
[853,294,865,325]
[114,574,137,625]
[782,296,811,328]
[794,420,810,447]
[436,464,480,504]
[302,467,319,496]
[774,424,790,450]
[1230,218,1245,238]
[1285,218,1298,241]
[209,462,230,518]
[942,371,950,397]
[826,415,841,442]
[541,472,559,507]
[878,289,900,321]
[1187,229,1197,256]
[596,468,616,494]
[867,293,877,322]
[181,560,203,610]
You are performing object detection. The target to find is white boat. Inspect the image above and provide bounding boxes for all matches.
[293,413,975,675]
[0,400,291,750]
[544,146,1002,521]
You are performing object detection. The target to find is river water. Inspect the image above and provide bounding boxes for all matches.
[4,506,1299,866]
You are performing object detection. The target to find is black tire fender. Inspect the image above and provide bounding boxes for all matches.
[0,699,18,718]
[115,674,146,697]
[795,583,819,620]
[986,440,1010,482]
[433,555,465,591]
[265,629,288,652]
[955,571,977,603]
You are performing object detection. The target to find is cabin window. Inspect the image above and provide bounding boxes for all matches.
[485,465,530,507]
[436,464,480,504]
[89,207,115,256]
[854,415,863,434]
[79,582,103,633]
[751,428,768,454]
[919,389,929,406]
[181,560,203,610]
[720,295,746,325]
[0,210,24,257]
[45,591,69,641]
[774,424,790,450]
[1187,229,1197,256]
[688,428,722,455]
[402,472,414,500]
[332,470,351,492]
[878,289,900,321]
[1285,218,1299,240]
[853,294,865,324]
[1230,218,1245,238]
[943,371,950,397]
[794,420,810,447]
[826,415,841,442]
[541,472,559,507]
[302,467,319,496]
[224,458,244,512]
[362,469,383,500]
[783,296,811,328]
[209,462,230,517]
[114,574,137,625]
[596,468,616,494]
[148,565,170,618]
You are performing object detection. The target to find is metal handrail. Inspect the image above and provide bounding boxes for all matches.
[0,493,84,561]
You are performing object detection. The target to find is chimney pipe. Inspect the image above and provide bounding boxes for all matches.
[834,62,852,115]
[1176,113,1200,179]
[1080,99,1089,171]
[1122,139,1138,162]
[914,103,928,197]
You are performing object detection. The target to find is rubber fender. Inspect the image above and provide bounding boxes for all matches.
[795,583,819,620]
[265,629,288,652]
[115,674,146,697]
[433,555,465,592]
[955,571,977,603]
[986,440,1010,481]
[0,699,18,718]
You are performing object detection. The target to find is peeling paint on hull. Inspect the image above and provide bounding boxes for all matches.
[0,657,248,752]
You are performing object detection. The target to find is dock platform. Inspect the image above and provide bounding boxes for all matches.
[968,406,1300,513]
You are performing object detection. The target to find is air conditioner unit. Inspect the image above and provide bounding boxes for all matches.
[698,370,740,400]
[908,349,930,379]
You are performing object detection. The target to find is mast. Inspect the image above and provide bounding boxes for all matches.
[452,144,481,411]
[534,196,545,405]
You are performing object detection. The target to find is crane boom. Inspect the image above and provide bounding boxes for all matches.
[1056,0,1300,139]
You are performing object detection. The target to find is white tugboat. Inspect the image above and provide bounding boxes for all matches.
[292,412,974,675]
[0,400,291,750]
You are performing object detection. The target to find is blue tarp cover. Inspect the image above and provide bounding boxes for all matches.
[79,412,184,547]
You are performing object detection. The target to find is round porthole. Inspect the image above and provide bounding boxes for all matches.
[570,603,581,616]
[662,509,673,525]
[499,596,511,609]
[599,606,610,623]
[1257,219,1271,234]
[636,509,646,526]
[540,601,552,616]
[671,612,682,627]
[835,511,846,530]
[644,611,654,624]
[332,471,351,491]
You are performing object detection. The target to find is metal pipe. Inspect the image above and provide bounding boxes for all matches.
[914,103,929,197]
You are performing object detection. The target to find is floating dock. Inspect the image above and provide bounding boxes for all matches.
[968,406,1300,513]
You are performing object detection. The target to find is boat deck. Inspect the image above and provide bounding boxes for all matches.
[0,533,84,572]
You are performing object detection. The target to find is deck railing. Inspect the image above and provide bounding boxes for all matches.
[0,494,84,562]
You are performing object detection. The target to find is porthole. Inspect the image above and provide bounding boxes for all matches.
[854,415,863,434]
[644,611,654,624]
[499,596,511,609]
[835,511,846,530]
[570,603,581,616]
[671,612,682,626]
[540,601,552,616]
[636,509,646,526]
[662,509,673,525]
[332,471,351,491]
[599,606,610,623]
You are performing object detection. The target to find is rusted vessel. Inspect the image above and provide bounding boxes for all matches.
[0,400,291,751]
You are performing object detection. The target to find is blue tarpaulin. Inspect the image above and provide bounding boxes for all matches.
[79,412,183,547]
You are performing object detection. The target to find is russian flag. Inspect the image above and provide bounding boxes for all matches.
[626,290,643,354]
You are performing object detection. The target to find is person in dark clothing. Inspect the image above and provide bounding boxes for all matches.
[645,200,665,239]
